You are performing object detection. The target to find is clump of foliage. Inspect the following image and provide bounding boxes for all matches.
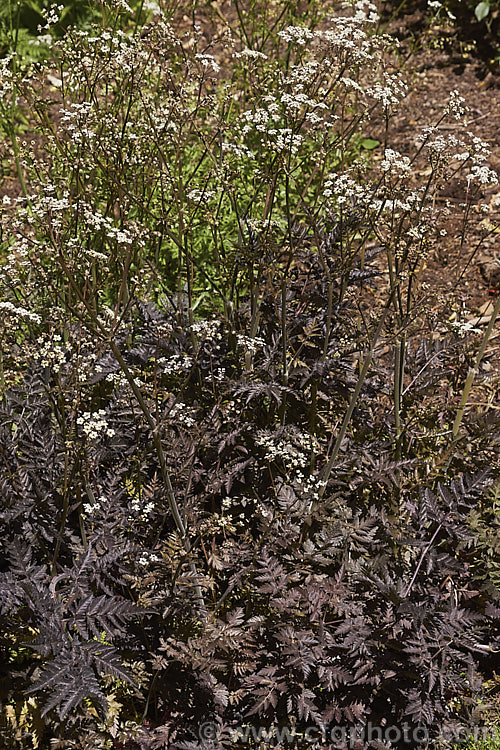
[457,733,500,750]
[0,0,499,748]
[0,269,499,749]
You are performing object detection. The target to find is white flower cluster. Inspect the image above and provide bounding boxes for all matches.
[366,76,407,110]
[449,320,481,337]
[131,496,155,517]
[157,353,193,374]
[108,0,133,12]
[220,495,258,525]
[80,203,110,231]
[69,128,95,147]
[427,0,455,19]
[340,76,364,93]
[59,102,95,145]
[221,141,253,159]
[91,29,143,73]
[306,110,330,127]
[91,360,142,388]
[138,551,161,566]
[187,189,215,202]
[323,173,370,207]
[380,149,411,176]
[284,61,319,86]
[405,224,430,241]
[213,367,226,382]
[290,472,327,509]
[106,226,134,245]
[191,318,222,341]
[222,495,256,511]
[416,125,438,145]
[238,76,332,150]
[418,128,492,168]
[168,402,196,428]
[241,105,280,135]
[78,203,146,248]
[278,26,314,45]
[105,371,127,386]
[280,91,327,115]
[427,133,454,156]
[77,410,116,439]
[0,56,14,98]
[0,301,41,325]
[29,192,71,231]
[466,165,498,187]
[233,48,268,61]
[352,0,379,24]
[83,494,107,516]
[467,133,492,161]
[255,431,309,470]
[422,128,497,185]
[446,90,467,120]
[372,191,422,217]
[85,247,108,261]
[38,3,63,31]
[236,334,265,354]
[208,513,235,531]
[315,12,378,66]
[37,333,67,372]
[266,128,303,155]
[240,93,307,154]
[194,53,220,74]
[148,105,177,133]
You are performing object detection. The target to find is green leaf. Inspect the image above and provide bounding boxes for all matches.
[360,138,380,150]
[475,2,490,21]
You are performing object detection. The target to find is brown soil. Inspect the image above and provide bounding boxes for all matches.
[388,45,499,300]
[388,13,500,411]
[363,15,500,411]
[383,28,500,402]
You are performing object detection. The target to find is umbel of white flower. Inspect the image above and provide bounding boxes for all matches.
[76,410,115,440]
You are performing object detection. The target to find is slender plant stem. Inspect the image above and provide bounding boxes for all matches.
[319,291,397,495]
[55,244,207,619]
[394,336,405,461]
[452,291,500,438]
[403,521,443,598]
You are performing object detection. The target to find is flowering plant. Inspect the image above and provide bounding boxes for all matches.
[0,0,499,747]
